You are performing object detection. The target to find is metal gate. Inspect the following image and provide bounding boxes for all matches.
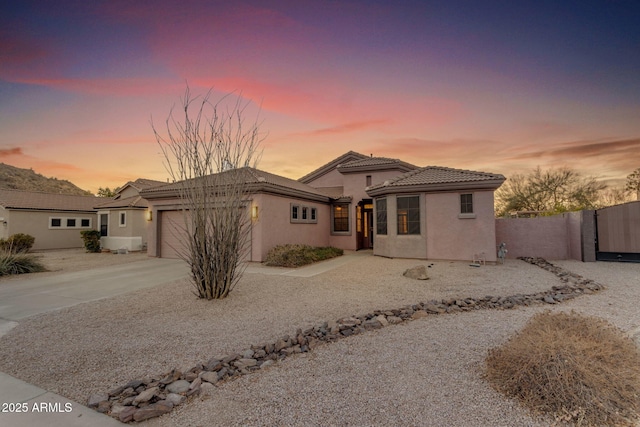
[595,201,640,262]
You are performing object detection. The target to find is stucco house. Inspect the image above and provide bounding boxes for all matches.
[141,151,506,262]
[95,178,165,252]
[0,189,97,250]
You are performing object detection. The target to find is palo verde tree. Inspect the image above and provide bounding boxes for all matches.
[495,166,606,217]
[153,87,263,299]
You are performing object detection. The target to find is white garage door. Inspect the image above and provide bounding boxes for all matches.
[160,210,187,259]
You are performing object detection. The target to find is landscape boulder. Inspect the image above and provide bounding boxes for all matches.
[403,265,429,280]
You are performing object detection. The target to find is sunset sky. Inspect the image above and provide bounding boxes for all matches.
[1,0,639,193]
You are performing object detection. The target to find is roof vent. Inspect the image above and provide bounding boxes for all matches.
[383,180,390,186]
[257,177,266,182]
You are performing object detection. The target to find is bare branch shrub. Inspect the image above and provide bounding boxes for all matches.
[485,311,640,426]
[153,87,263,299]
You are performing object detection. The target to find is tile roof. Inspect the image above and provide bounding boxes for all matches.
[336,156,417,172]
[366,166,505,195]
[141,167,332,202]
[120,178,167,192]
[0,189,99,212]
[298,151,370,183]
[95,195,148,209]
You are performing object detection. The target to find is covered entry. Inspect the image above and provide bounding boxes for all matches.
[356,200,374,250]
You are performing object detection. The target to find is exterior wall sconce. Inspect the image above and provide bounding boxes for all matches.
[145,210,153,222]
[251,205,259,220]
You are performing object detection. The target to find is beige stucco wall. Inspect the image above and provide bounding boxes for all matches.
[495,211,587,261]
[374,191,497,262]
[96,209,149,251]
[426,191,498,262]
[251,193,330,262]
[4,209,95,250]
[98,209,148,239]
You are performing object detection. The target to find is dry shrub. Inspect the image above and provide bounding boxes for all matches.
[485,311,640,426]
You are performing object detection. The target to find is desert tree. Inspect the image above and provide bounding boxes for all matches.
[495,166,606,216]
[152,87,263,299]
[97,187,118,197]
[626,167,640,200]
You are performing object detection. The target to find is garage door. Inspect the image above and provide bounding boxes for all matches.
[159,208,253,260]
[160,210,187,259]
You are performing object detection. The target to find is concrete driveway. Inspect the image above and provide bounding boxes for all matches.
[0,257,188,427]
[0,258,188,324]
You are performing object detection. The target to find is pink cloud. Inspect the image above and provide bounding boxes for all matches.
[10,77,181,97]
[191,76,462,131]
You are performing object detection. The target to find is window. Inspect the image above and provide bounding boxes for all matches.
[332,204,350,233]
[119,211,126,227]
[460,194,473,214]
[397,196,420,235]
[50,217,91,229]
[366,175,372,186]
[291,203,318,223]
[376,198,387,235]
[459,193,476,218]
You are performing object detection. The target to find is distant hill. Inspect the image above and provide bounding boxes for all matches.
[0,163,92,195]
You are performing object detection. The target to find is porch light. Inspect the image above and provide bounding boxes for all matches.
[251,205,259,220]
[145,210,153,221]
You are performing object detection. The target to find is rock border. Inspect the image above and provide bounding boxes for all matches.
[88,258,604,423]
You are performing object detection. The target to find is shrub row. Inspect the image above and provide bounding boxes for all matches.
[264,244,343,267]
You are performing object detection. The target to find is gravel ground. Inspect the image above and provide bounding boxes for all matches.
[0,248,149,282]
[0,254,638,426]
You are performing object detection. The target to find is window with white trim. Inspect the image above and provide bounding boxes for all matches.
[119,211,126,227]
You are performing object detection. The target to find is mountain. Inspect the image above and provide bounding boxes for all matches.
[0,163,92,195]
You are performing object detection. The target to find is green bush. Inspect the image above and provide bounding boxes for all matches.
[0,233,35,253]
[265,244,343,267]
[0,251,46,276]
[80,230,102,253]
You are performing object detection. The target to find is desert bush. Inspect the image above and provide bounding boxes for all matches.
[80,230,101,253]
[0,251,46,276]
[485,311,640,426]
[265,244,343,267]
[0,233,35,253]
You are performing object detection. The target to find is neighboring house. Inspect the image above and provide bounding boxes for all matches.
[141,151,506,262]
[0,189,97,250]
[95,178,165,252]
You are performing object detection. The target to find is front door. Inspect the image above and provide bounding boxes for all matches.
[356,201,374,250]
